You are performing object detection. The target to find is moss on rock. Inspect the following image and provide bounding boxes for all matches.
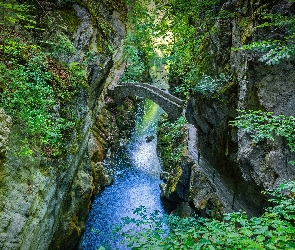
[59,8,82,34]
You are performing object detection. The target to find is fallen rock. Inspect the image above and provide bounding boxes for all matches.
[93,162,114,194]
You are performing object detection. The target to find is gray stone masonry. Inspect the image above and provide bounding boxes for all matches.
[108,82,184,121]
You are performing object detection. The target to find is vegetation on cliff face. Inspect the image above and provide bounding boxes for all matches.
[235,2,295,65]
[157,115,187,172]
[0,0,132,249]
[0,0,88,158]
[230,0,295,159]
[232,110,295,164]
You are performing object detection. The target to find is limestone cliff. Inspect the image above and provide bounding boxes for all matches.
[0,1,131,249]
[185,0,295,216]
[159,0,295,218]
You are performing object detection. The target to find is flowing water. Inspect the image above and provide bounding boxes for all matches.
[79,100,166,250]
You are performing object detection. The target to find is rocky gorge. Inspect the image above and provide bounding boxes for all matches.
[0,0,294,249]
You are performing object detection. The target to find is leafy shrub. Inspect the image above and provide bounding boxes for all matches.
[231,110,295,152]
[193,73,232,95]
[0,34,86,158]
[111,181,295,249]
[235,41,295,66]
[121,34,146,82]
[0,0,36,28]
[0,49,78,156]
[231,110,295,165]
[234,7,295,65]
[46,32,77,59]
[0,0,90,158]
[157,115,187,171]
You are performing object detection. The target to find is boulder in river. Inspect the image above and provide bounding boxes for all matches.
[145,135,155,143]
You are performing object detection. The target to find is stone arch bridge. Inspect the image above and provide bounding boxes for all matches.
[108,82,184,121]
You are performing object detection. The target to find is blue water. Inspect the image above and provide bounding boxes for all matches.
[79,101,166,250]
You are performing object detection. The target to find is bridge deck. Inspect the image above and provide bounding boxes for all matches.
[120,82,184,106]
[109,82,184,121]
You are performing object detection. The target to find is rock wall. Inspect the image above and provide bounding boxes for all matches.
[0,1,131,249]
[185,0,295,216]
[0,109,12,158]
[233,0,295,208]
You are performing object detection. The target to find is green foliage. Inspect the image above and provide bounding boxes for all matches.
[46,32,77,58]
[193,73,232,95]
[68,61,88,87]
[235,5,295,65]
[121,0,157,82]
[0,49,78,156]
[121,34,146,82]
[157,115,187,170]
[231,110,295,153]
[235,40,295,65]
[259,43,295,65]
[0,0,36,28]
[0,2,88,158]
[14,139,34,157]
[0,37,40,64]
[113,181,295,249]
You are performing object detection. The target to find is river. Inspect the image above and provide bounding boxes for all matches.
[79,100,166,250]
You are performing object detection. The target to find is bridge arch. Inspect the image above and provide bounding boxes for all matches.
[108,82,184,121]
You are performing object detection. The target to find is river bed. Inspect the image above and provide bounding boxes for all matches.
[79,100,166,249]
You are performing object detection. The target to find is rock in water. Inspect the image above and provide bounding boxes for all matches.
[145,135,155,143]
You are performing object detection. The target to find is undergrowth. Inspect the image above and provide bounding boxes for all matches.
[105,181,295,249]
[0,1,88,158]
